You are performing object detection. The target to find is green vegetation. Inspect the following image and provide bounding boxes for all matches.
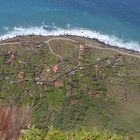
[20,126,128,140]
[19,127,45,140]
[0,36,140,139]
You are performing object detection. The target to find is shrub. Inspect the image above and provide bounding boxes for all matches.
[19,126,44,140]
[20,126,128,140]
[44,128,128,140]
[44,127,128,140]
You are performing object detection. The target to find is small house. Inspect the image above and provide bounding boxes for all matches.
[18,72,25,81]
[54,81,64,87]
[53,65,59,73]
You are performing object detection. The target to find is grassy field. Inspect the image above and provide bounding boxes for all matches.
[0,36,140,139]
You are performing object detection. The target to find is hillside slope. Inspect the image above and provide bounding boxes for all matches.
[0,36,140,138]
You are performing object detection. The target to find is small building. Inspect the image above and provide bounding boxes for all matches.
[18,60,27,66]
[87,91,100,97]
[10,54,16,59]
[53,65,59,73]
[47,69,50,72]
[18,72,25,81]
[5,50,16,65]
[79,44,85,55]
[80,44,85,50]
[8,50,14,55]
[54,81,64,87]
[112,53,122,60]
[5,58,13,65]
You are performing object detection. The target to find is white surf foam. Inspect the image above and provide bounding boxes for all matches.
[3,26,10,31]
[0,26,140,51]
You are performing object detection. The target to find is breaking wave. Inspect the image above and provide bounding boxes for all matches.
[0,25,140,51]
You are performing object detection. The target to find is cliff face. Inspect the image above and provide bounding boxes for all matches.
[0,36,140,137]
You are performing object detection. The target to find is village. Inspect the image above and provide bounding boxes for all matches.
[0,37,127,100]
[0,36,140,134]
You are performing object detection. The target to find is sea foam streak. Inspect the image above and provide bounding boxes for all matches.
[0,26,140,51]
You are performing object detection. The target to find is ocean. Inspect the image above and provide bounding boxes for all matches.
[0,0,140,51]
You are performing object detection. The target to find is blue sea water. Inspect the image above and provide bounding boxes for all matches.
[0,0,140,50]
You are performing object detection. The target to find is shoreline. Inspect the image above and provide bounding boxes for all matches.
[0,34,140,56]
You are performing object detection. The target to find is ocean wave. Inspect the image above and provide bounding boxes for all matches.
[0,26,140,51]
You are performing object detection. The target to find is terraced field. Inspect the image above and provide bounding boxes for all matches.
[0,36,140,138]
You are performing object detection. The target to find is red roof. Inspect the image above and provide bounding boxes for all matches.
[53,65,59,73]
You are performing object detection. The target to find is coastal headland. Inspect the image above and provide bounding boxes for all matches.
[0,35,140,138]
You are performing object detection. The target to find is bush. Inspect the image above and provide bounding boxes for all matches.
[20,126,128,140]
[44,127,127,140]
[19,126,45,140]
